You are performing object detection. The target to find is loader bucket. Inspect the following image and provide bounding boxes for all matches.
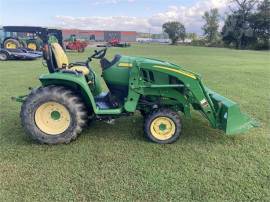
[206,88,257,135]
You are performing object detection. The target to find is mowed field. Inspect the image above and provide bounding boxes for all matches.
[0,44,269,201]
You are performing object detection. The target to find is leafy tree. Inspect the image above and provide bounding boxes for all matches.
[229,0,258,12]
[202,8,220,43]
[249,0,270,49]
[222,0,258,49]
[222,14,256,48]
[186,32,198,41]
[162,21,186,44]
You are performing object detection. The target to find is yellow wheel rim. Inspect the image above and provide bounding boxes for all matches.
[28,43,37,50]
[6,42,17,49]
[34,102,71,135]
[150,117,176,140]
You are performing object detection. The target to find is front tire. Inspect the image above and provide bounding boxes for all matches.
[27,41,38,51]
[20,86,88,144]
[144,108,182,144]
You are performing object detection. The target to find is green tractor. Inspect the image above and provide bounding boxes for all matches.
[2,26,64,50]
[14,31,256,144]
[2,34,42,51]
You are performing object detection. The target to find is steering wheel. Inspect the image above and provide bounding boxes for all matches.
[89,48,107,60]
[84,47,107,90]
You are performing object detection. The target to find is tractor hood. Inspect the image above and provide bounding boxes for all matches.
[124,56,185,69]
[103,55,200,87]
[120,55,200,80]
[133,57,176,66]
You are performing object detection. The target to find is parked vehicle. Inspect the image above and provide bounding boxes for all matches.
[0,48,42,61]
[65,34,88,52]
[1,26,64,51]
[97,38,130,48]
[13,28,256,145]
[108,38,130,47]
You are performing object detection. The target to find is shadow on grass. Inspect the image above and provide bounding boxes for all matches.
[3,113,246,147]
[81,113,237,145]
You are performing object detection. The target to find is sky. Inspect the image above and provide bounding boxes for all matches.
[0,0,229,34]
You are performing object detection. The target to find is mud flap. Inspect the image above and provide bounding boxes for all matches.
[206,88,258,135]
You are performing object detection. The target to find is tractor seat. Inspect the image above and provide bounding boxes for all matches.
[51,43,90,75]
[100,54,121,70]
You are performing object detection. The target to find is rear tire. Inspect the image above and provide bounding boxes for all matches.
[144,108,182,144]
[0,52,8,61]
[4,38,20,49]
[20,86,88,144]
[140,110,148,118]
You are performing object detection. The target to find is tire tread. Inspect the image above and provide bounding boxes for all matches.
[20,85,88,144]
[144,108,182,144]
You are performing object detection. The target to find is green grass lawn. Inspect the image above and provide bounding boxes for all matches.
[0,44,269,201]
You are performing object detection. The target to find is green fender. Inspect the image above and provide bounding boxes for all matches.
[39,72,98,113]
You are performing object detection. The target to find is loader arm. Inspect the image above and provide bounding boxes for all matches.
[127,61,256,135]
[137,63,218,127]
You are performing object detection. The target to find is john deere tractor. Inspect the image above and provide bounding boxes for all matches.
[2,26,63,51]
[14,29,256,144]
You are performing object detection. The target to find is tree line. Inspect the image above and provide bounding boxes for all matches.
[162,0,269,50]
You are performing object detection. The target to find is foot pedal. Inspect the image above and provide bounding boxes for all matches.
[95,92,120,109]
[105,119,115,125]
[96,101,111,109]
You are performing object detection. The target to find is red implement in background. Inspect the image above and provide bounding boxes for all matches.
[65,40,88,52]
[108,38,131,47]
[109,39,120,46]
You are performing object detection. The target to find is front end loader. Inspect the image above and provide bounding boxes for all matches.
[13,29,256,144]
